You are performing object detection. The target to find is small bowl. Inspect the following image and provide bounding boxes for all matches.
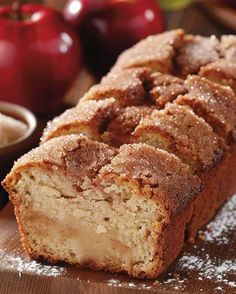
[0,102,37,208]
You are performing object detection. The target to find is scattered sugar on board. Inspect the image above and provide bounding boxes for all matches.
[198,194,236,244]
[161,275,188,291]
[107,278,152,290]
[160,195,236,292]
[178,255,236,288]
[0,249,64,277]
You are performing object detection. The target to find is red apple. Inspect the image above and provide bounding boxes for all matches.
[63,0,165,76]
[0,3,82,115]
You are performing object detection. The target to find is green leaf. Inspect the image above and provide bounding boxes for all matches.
[158,0,196,11]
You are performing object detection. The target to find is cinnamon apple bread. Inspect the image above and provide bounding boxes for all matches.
[3,29,236,279]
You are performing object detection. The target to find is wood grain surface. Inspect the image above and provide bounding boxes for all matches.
[0,197,235,294]
[202,0,236,31]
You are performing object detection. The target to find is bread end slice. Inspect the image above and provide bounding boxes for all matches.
[2,135,201,278]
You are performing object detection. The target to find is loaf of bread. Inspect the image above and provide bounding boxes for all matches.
[3,30,236,279]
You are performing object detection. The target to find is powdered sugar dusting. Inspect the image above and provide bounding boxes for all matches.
[158,195,236,292]
[106,278,153,290]
[198,194,236,244]
[0,249,65,277]
[178,254,236,288]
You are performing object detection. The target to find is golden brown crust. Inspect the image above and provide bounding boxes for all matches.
[176,75,236,141]
[3,134,117,187]
[148,72,187,108]
[113,29,184,73]
[41,99,116,143]
[187,143,236,240]
[220,35,236,62]
[159,205,193,274]
[133,103,226,172]
[102,106,154,147]
[199,59,236,93]
[177,35,220,76]
[81,67,151,107]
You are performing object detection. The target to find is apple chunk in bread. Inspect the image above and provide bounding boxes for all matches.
[3,134,200,278]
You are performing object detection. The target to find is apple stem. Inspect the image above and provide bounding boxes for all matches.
[12,0,22,21]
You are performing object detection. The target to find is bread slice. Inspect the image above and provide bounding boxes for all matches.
[177,34,220,76]
[113,29,184,73]
[2,135,200,278]
[41,99,116,143]
[220,35,236,62]
[81,67,151,107]
[148,72,187,107]
[176,75,236,141]
[133,103,226,173]
[101,106,154,147]
[199,59,236,94]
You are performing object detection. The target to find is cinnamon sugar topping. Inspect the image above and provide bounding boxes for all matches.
[177,35,220,76]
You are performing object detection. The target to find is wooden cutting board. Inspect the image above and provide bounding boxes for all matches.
[202,0,236,32]
[0,194,235,294]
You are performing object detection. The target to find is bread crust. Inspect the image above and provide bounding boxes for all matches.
[177,34,220,76]
[187,143,236,240]
[132,103,226,173]
[113,29,184,73]
[199,59,236,94]
[41,99,116,143]
[81,67,151,107]
[176,75,236,141]
[4,134,117,187]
